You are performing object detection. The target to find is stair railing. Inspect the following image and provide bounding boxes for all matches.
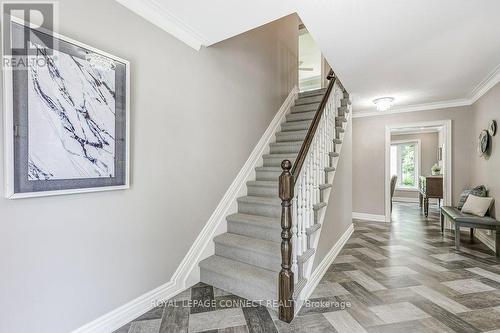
[278,69,347,322]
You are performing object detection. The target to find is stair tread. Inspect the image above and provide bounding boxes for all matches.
[286,111,316,122]
[296,95,324,106]
[330,152,340,157]
[247,180,278,187]
[255,166,282,171]
[277,129,308,136]
[291,103,320,113]
[270,141,303,147]
[200,256,276,293]
[215,233,280,257]
[227,213,281,229]
[299,88,327,98]
[282,120,312,129]
[325,167,336,172]
[238,195,281,205]
[263,153,298,158]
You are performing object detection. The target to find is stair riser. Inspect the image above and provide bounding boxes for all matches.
[286,112,315,122]
[238,201,281,218]
[247,184,278,197]
[263,157,296,167]
[200,269,277,303]
[270,145,301,154]
[295,95,323,105]
[255,170,281,181]
[227,221,282,242]
[298,89,326,99]
[291,103,319,113]
[215,242,281,272]
[281,122,311,132]
[276,132,307,142]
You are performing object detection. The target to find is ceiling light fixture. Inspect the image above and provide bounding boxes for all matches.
[373,97,395,111]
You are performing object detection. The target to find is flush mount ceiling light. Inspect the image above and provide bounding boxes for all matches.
[373,97,395,111]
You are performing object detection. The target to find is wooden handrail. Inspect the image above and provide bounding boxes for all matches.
[278,68,347,323]
[290,70,337,177]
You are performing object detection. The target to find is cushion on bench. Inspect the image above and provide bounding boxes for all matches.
[441,206,498,225]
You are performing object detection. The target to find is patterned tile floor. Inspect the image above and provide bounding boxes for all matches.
[115,202,500,333]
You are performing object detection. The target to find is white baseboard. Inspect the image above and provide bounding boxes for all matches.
[352,212,387,223]
[393,197,440,204]
[71,281,180,333]
[475,230,496,252]
[70,87,299,333]
[297,224,354,310]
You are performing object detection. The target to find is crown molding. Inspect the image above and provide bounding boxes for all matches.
[352,98,470,118]
[114,0,207,50]
[469,63,500,103]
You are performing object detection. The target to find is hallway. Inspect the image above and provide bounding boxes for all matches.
[116,203,500,332]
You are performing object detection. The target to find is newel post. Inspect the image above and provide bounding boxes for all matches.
[278,160,294,323]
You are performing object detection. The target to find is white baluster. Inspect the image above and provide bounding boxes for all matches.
[297,175,303,257]
[291,197,298,283]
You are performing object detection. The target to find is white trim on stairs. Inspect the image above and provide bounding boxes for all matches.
[297,224,354,311]
[70,87,299,333]
[114,0,208,50]
[352,212,387,222]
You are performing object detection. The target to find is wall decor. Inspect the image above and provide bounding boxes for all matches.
[488,120,497,137]
[3,18,130,198]
[478,130,490,157]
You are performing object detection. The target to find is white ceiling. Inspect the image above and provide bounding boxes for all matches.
[116,0,500,113]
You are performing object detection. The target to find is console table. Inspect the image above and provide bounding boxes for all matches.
[419,175,443,217]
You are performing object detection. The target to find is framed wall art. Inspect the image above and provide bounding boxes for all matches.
[3,18,130,198]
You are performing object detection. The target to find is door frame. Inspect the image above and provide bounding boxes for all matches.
[384,120,452,222]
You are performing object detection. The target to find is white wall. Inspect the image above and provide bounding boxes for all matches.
[0,1,299,332]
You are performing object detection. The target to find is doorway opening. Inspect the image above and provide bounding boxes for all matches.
[385,120,452,222]
[298,26,327,92]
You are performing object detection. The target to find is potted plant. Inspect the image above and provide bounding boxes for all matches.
[431,163,442,176]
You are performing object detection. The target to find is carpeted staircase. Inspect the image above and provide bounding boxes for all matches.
[199,87,350,306]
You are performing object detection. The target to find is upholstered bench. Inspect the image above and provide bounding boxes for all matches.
[440,206,499,257]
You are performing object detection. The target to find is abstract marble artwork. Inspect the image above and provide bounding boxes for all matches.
[28,46,116,180]
[4,19,129,198]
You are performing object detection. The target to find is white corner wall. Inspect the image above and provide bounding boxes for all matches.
[0,1,299,332]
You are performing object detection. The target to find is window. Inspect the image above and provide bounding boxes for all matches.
[390,140,420,189]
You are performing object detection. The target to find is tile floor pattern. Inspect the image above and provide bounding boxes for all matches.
[115,203,500,332]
